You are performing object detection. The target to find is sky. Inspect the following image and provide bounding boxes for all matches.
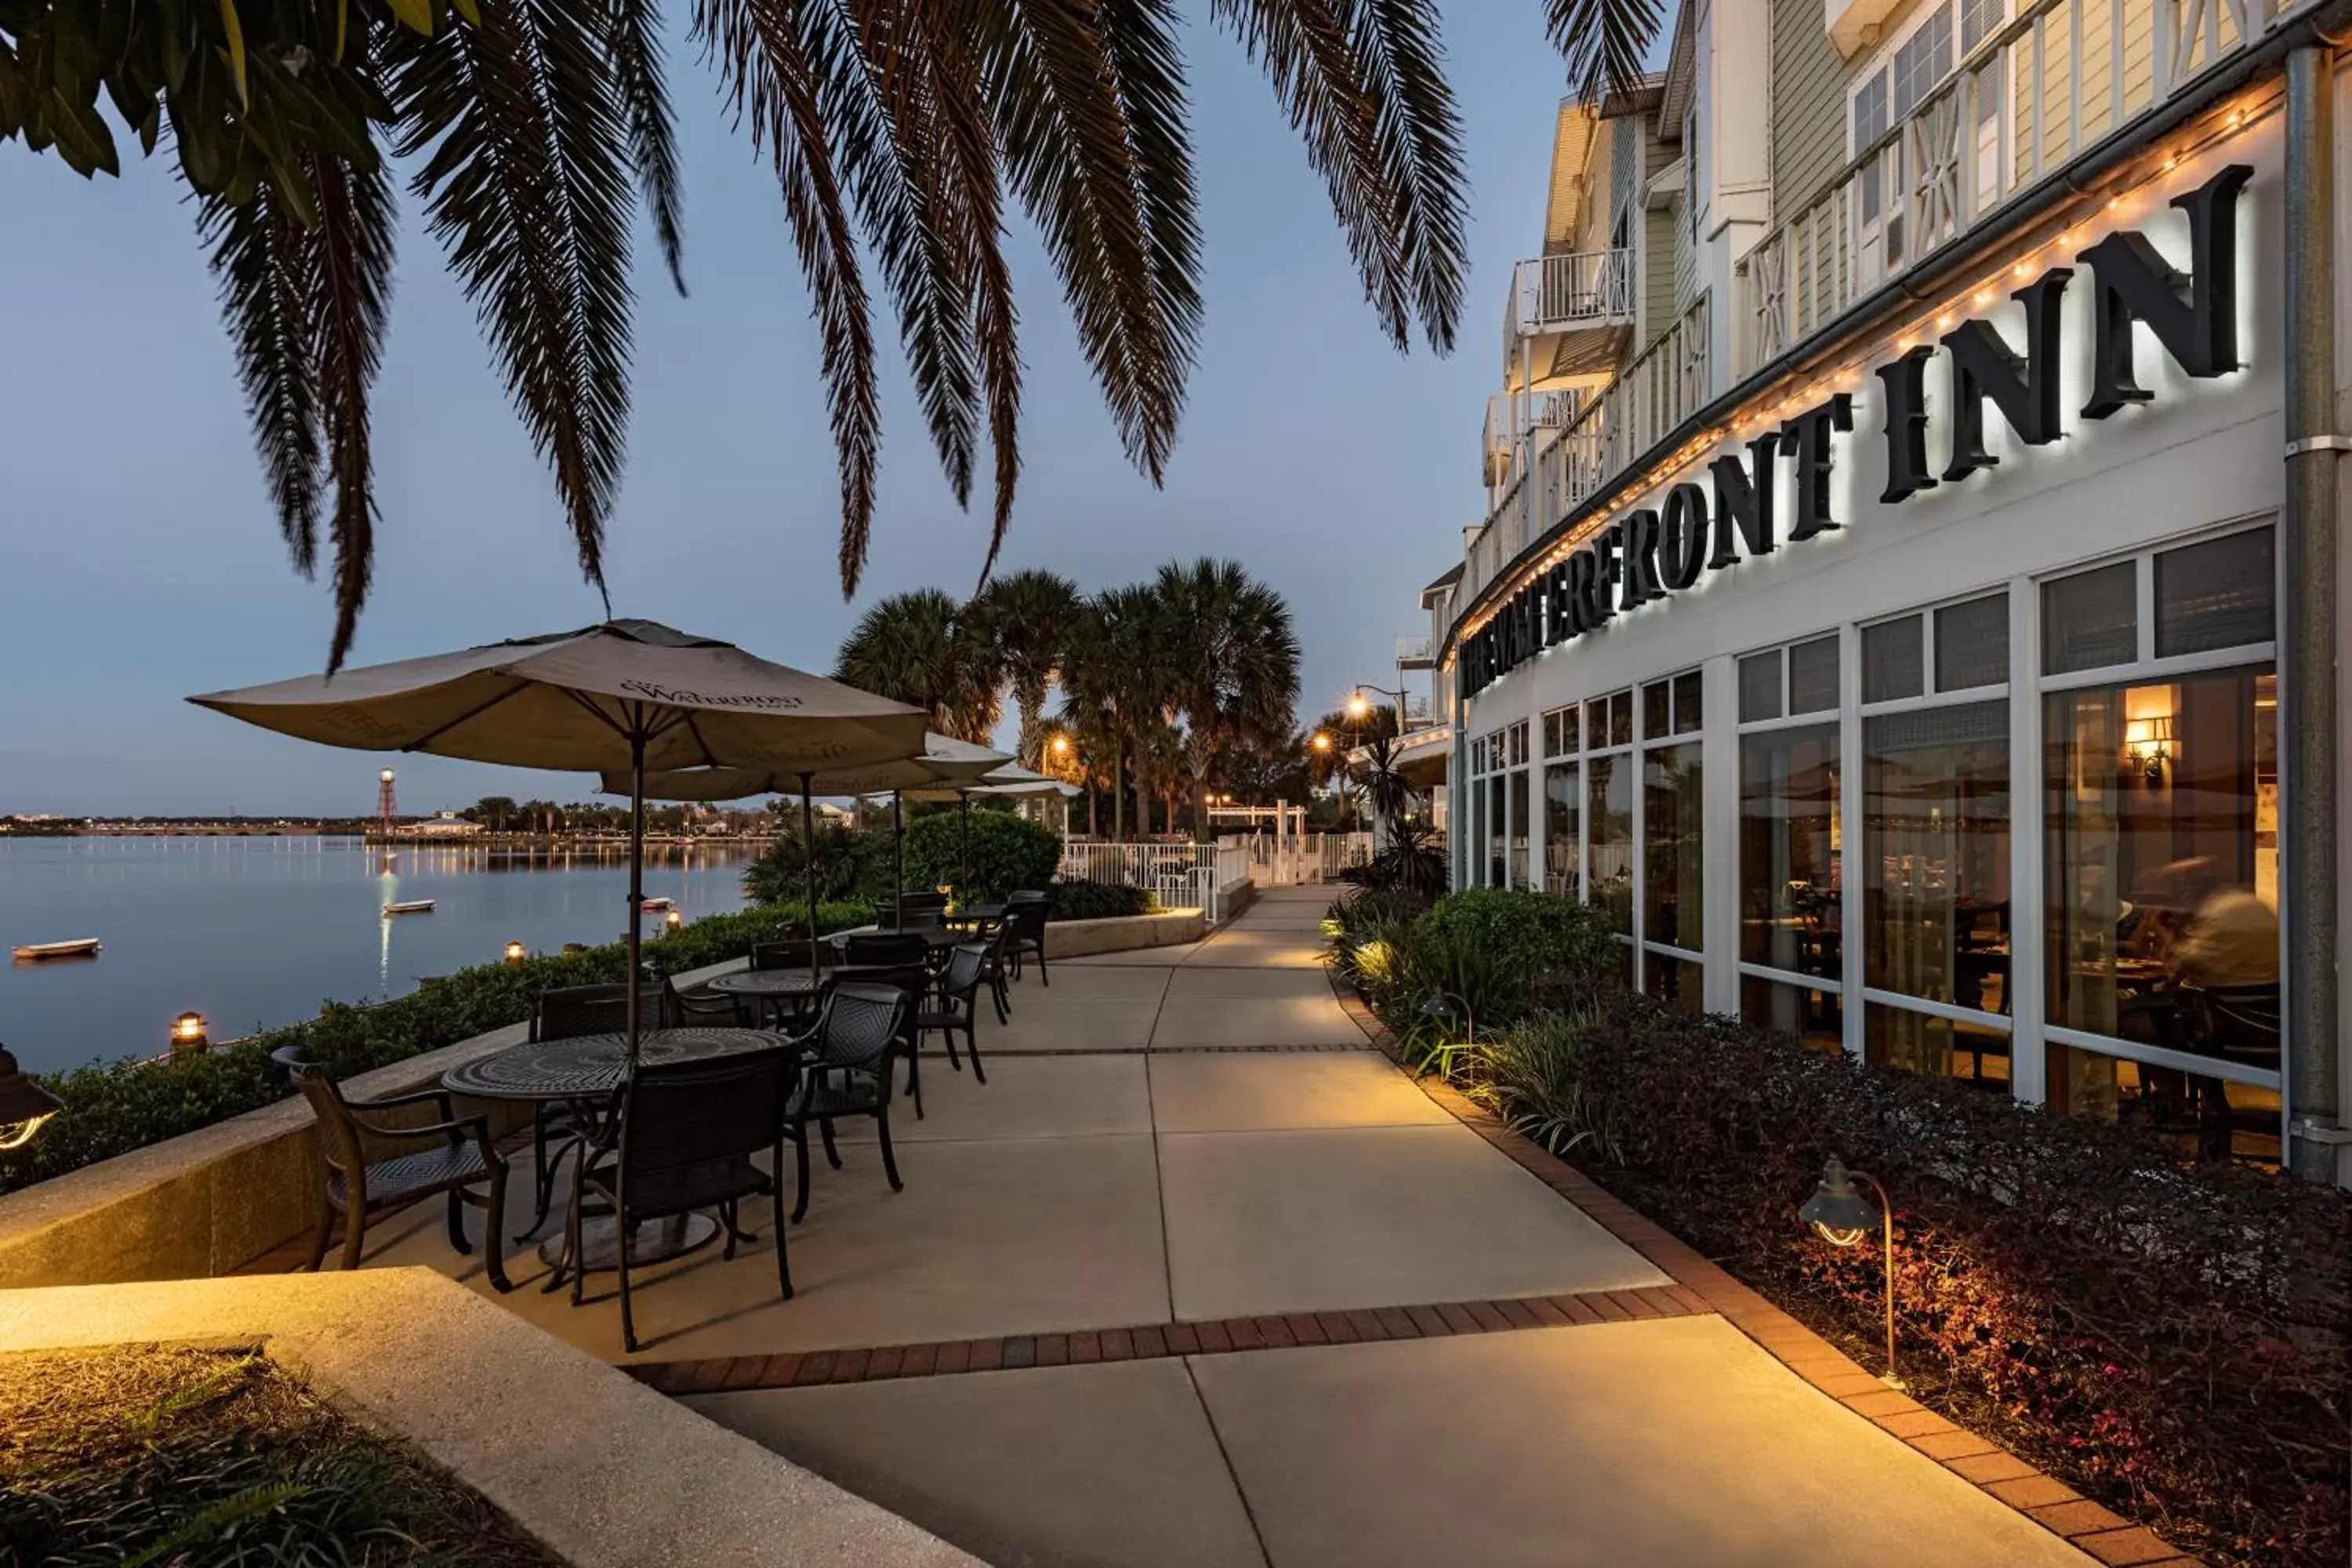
[0,9,1602,817]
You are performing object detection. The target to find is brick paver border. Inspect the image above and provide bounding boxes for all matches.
[1320,969,2205,1568]
[619,1283,1708,1397]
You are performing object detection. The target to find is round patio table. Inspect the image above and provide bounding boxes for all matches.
[827,924,961,952]
[702,967,826,1027]
[444,1026,793,1276]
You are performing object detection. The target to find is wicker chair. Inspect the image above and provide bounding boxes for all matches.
[916,942,994,1085]
[784,982,908,1223]
[274,1047,513,1290]
[570,1047,800,1352]
[520,982,674,1239]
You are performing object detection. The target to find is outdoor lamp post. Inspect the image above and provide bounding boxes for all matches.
[663,909,684,933]
[1799,1156,1906,1390]
[504,939,527,965]
[169,1011,209,1057]
[1420,990,1475,1044]
[0,1045,62,1150]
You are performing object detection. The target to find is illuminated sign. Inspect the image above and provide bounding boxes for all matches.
[1461,163,2252,700]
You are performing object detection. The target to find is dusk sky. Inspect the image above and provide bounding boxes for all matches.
[1,10,1623,817]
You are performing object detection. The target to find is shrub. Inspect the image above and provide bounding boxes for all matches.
[1416,887,1620,1000]
[0,902,871,1196]
[742,821,893,906]
[1337,819,1449,899]
[903,809,1062,902]
[1044,879,1153,921]
[1460,989,2349,1568]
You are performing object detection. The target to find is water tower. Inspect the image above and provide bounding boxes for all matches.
[376,768,397,837]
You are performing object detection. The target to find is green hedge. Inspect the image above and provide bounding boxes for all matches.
[0,901,871,1196]
[1044,879,1154,921]
[903,810,1061,903]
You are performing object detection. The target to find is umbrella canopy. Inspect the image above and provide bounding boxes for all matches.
[608,735,1008,801]
[190,619,927,775]
[190,619,928,1056]
[902,761,1058,801]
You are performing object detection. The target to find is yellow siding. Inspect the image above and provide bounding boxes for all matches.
[2016,0,2158,184]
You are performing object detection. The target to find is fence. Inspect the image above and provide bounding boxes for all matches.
[1058,841,1254,922]
[1233,831,1374,887]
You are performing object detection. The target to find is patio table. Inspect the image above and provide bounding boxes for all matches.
[943,903,1007,928]
[827,924,962,951]
[701,967,828,1026]
[444,1026,795,1277]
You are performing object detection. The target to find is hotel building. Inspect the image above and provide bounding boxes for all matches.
[1423,0,2351,1181]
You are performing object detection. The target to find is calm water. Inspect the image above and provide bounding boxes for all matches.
[0,837,760,1073]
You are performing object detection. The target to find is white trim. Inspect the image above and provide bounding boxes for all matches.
[2042,1025,2283,1091]
[1860,987,2015,1032]
[2008,573,2048,1103]
[2036,641,2278,693]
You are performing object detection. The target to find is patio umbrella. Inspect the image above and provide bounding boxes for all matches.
[190,619,928,1058]
[608,735,1010,958]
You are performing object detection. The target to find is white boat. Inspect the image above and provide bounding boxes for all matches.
[641,897,677,913]
[383,899,437,916]
[13,938,101,960]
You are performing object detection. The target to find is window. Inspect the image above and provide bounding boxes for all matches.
[2038,526,2280,1165]
[1640,670,1705,1011]
[1862,615,1925,702]
[1960,0,2005,53]
[1585,693,1635,952]
[1891,7,1954,118]
[1789,635,1841,713]
[1863,699,2013,1086]
[1739,653,1782,722]
[1740,634,1845,1053]
[1544,760,1581,898]
[1936,593,2009,691]
[1848,2,1999,260]
[2042,562,2137,675]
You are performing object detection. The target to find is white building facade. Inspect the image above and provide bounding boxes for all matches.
[1429,0,2352,1182]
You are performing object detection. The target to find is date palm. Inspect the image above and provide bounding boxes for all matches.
[1155,558,1299,841]
[3,2,1659,667]
[971,568,1081,768]
[833,587,1004,742]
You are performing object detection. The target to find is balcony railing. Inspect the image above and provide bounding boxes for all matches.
[1483,389,1589,489]
[1505,248,1636,348]
[1395,634,1434,669]
[1734,0,2315,378]
[1460,292,1713,614]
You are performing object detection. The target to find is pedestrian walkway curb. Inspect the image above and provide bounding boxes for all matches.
[1321,969,2205,1568]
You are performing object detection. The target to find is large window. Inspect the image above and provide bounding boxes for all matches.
[1642,672,1704,1011]
[1584,691,1635,984]
[1542,704,1580,898]
[1861,595,2013,1087]
[1506,720,1532,890]
[1740,634,1842,1052]
[2039,526,2281,1163]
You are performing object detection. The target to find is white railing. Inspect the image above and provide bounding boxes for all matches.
[1483,390,1589,490]
[1735,0,2315,378]
[1232,831,1374,887]
[1395,634,1433,667]
[1507,248,1637,343]
[1459,291,1714,612]
[1057,840,1251,922]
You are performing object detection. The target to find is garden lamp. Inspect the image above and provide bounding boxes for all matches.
[504,939,527,965]
[0,1046,62,1151]
[1420,990,1475,1043]
[1799,1156,1905,1390]
[170,1011,210,1056]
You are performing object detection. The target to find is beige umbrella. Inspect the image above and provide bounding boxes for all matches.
[607,736,1011,951]
[190,619,928,1054]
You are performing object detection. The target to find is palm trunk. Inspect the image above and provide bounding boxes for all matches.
[1187,727,1215,843]
[1111,703,1127,839]
[1015,677,1047,769]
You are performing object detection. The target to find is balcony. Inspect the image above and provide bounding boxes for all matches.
[1504,249,1636,387]
[1482,390,1589,491]
[1734,0,2317,379]
[1395,635,1434,672]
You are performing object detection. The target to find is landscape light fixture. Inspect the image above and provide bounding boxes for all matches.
[169,1011,210,1056]
[504,939,527,965]
[1799,1156,1906,1389]
[1419,990,1475,1044]
[0,1045,62,1150]
[663,909,684,933]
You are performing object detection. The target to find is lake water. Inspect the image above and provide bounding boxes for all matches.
[0,837,760,1073]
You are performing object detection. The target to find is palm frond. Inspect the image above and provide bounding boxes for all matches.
[1543,0,1665,106]
[981,0,1197,485]
[304,152,397,672]
[695,0,879,593]
[387,0,636,602]
[199,174,323,577]
[1347,0,1468,353]
[612,0,688,294]
[1210,0,1408,349]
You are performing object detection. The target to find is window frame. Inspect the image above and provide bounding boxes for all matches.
[1737,632,1846,1005]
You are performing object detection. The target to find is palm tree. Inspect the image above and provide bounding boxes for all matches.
[833,589,1002,741]
[970,568,1081,768]
[1155,559,1300,841]
[1058,585,1171,840]
[7,5,1660,667]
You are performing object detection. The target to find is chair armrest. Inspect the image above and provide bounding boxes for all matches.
[346,1084,458,1120]
[346,1112,497,1157]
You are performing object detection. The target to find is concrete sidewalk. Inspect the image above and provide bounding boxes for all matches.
[367,887,2103,1567]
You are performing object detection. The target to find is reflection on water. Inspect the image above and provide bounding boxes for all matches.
[0,837,760,1074]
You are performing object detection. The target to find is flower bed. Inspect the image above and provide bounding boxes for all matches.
[0,901,871,1196]
[1448,995,2349,1568]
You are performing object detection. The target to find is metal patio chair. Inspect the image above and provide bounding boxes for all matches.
[783,982,908,1223]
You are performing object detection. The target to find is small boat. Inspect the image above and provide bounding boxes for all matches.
[383,899,437,916]
[12,938,100,960]
[640,896,676,913]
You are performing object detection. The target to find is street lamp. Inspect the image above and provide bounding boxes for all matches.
[0,1045,62,1150]
[1799,1156,1906,1390]
[169,1011,210,1056]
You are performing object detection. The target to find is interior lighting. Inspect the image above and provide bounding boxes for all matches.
[2124,715,2176,782]
[1799,1156,1905,1389]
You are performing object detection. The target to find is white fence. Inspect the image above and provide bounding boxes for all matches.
[1058,841,1254,922]
[1234,830,1374,887]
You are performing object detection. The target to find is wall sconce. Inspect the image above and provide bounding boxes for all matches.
[169,1011,210,1056]
[0,1045,63,1150]
[2124,715,2176,782]
[504,939,527,965]
[1799,1156,1905,1390]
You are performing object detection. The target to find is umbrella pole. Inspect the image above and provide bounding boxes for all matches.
[800,773,819,973]
[892,793,905,925]
[959,792,971,896]
[626,728,647,1062]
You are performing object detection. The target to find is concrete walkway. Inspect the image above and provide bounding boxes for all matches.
[369,887,2100,1568]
